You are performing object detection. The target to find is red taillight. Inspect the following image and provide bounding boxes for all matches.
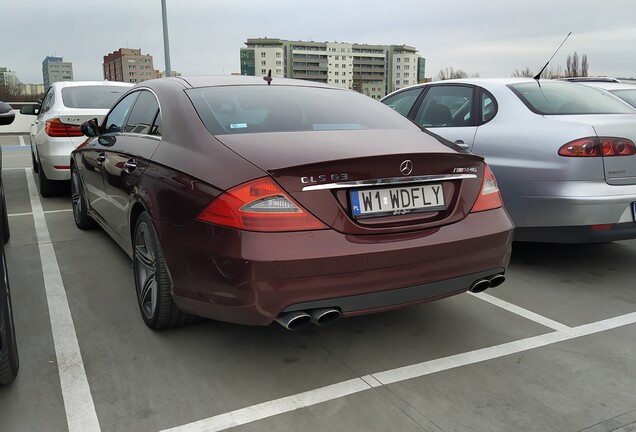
[197,177,327,232]
[470,165,503,213]
[45,118,83,137]
[558,137,636,157]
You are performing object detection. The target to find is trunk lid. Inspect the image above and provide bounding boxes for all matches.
[215,129,486,234]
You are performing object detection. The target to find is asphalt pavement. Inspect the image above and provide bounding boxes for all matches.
[1,134,635,432]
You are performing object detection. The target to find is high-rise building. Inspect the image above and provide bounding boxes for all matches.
[0,67,19,88]
[42,56,73,89]
[240,38,425,98]
[103,48,160,84]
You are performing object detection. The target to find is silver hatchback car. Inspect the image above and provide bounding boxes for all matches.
[382,78,636,243]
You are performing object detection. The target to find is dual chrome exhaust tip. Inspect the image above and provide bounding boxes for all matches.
[469,273,506,293]
[275,307,341,331]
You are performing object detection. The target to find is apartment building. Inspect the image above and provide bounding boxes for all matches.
[103,48,160,84]
[42,56,73,89]
[241,38,425,98]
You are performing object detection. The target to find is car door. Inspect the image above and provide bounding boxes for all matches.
[78,91,139,224]
[30,87,54,159]
[102,90,162,245]
[411,84,478,150]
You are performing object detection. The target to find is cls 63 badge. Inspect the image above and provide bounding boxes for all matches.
[301,173,348,184]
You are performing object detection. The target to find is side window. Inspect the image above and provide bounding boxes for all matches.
[150,111,162,136]
[414,85,474,128]
[382,88,423,117]
[480,89,497,124]
[39,88,55,115]
[124,91,160,134]
[103,92,139,134]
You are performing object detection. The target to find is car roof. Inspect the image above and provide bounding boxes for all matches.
[559,76,621,83]
[164,75,340,90]
[578,82,636,91]
[52,80,134,89]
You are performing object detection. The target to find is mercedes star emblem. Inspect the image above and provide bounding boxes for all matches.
[400,159,413,176]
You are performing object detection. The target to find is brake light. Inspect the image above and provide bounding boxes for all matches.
[45,118,84,137]
[470,165,503,213]
[558,137,635,157]
[197,177,327,232]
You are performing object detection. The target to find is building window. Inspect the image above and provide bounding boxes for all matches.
[276,52,281,58]
[396,73,400,78]
[404,72,409,77]
[261,52,266,58]
[335,64,339,68]
[404,80,409,84]
[396,58,401,62]
[276,60,281,66]
[335,79,339,83]
[405,58,410,62]
[127,59,136,63]
[396,80,400,85]
[261,60,266,66]
[404,65,410,70]
[261,69,267,74]
[276,69,282,74]
[335,71,339,76]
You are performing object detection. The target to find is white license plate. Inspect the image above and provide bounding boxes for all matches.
[350,184,445,219]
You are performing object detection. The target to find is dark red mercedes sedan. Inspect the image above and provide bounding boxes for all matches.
[71,76,514,330]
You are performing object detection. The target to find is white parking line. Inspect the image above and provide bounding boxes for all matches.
[469,292,573,333]
[161,312,636,432]
[9,209,73,217]
[25,168,101,432]
[19,136,26,146]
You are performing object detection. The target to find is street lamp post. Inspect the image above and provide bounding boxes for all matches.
[161,0,171,77]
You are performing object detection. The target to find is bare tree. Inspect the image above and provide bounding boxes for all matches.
[0,84,22,101]
[512,67,534,77]
[571,52,580,77]
[581,54,589,77]
[566,55,573,77]
[436,67,469,81]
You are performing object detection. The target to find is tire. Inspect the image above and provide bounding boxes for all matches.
[31,149,39,174]
[70,165,96,230]
[133,212,196,329]
[1,183,9,244]
[0,246,19,385]
[37,162,57,198]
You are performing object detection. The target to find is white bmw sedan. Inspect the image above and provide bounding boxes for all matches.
[23,81,132,196]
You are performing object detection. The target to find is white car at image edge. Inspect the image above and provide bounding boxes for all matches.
[21,81,132,196]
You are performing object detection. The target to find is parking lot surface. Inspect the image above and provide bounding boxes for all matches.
[1,134,635,432]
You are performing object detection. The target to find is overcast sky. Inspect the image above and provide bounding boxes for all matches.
[2,0,635,84]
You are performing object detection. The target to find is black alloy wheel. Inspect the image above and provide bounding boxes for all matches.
[133,211,195,329]
[70,165,96,230]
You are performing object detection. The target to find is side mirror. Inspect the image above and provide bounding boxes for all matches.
[0,101,15,126]
[20,105,37,115]
[80,118,100,137]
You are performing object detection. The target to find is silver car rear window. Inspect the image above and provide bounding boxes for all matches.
[611,89,636,108]
[61,86,128,109]
[187,85,416,135]
[508,82,636,115]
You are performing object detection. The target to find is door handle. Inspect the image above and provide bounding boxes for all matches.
[97,153,106,163]
[454,140,469,149]
[34,120,40,124]
[123,159,137,173]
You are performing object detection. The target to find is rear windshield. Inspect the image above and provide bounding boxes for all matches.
[508,82,636,115]
[61,86,128,109]
[186,85,416,135]
[610,89,636,108]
